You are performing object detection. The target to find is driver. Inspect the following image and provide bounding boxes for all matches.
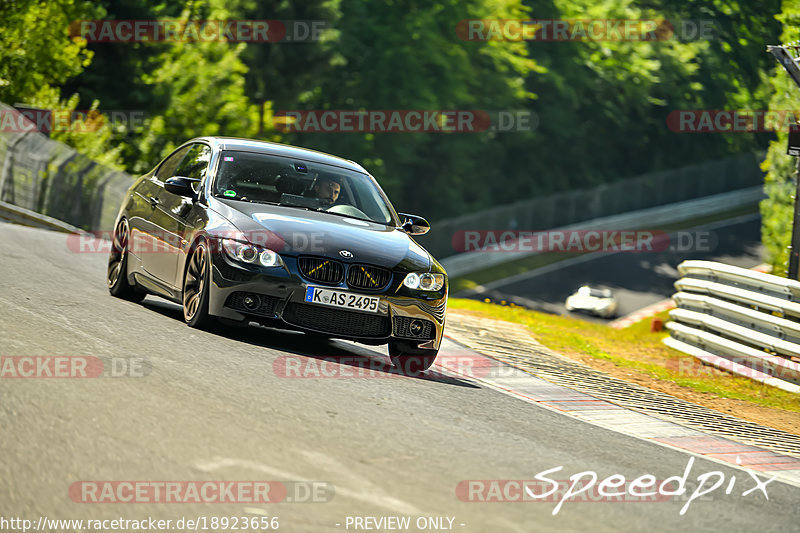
[312,177,341,206]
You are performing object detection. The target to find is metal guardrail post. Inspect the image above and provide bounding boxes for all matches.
[789,156,800,280]
[767,44,800,279]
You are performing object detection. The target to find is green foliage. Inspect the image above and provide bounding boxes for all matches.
[0,0,789,230]
[34,91,126,169]
[0,0,126,167]
[282,0,538,216]
[70,0,261,173]
[0,0,101,104]
[519,0,778,192]
[761,0,800,275]
[132,4,261,172]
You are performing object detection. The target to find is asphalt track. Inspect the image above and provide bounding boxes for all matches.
[1,222,798,532]
[462,214,764,322]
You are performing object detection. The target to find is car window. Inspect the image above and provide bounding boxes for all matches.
[213,151,396,225]
[154,145,191,181]
[588,288,612,298]
[174,143,212,181]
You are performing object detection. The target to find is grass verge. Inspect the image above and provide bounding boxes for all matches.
[448,297,800,414]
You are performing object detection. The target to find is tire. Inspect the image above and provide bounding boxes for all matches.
[182,241,215,329]
[107,218,145,303]
[389,341,438,375]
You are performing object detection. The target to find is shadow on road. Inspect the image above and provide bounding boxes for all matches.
[140,299,478,388]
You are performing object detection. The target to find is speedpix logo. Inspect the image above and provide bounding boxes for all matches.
[457,457,775,516]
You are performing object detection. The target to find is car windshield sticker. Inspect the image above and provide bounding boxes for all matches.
[223,190,237,197]
[224,156,234,161]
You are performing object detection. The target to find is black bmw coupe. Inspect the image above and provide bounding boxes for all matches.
[107,137,447,371]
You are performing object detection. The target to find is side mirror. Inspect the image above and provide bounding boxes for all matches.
[164,176,200,199]
[398,212,431,236]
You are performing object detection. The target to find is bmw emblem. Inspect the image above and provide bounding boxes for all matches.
[339,250,353,259]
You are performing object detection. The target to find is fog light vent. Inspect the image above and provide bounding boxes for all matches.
[392,317,435,339]
[243,294,261,311]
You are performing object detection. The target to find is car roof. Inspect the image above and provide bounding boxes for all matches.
[576,286,614,297]
[192,137,368,174]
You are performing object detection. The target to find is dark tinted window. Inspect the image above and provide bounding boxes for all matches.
[155,145,191,181]
[175,144,212,180]
[213,151,396,225]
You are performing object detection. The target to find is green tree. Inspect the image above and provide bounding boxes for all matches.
[223,0,342,133]
[0,0,127,167]
[760,0,800,274]
[65,0,262,172]
[281,0,538,218]
[515,0,778,194]
[0,0,101,105]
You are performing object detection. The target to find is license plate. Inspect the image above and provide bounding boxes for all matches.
[304,286,380,314]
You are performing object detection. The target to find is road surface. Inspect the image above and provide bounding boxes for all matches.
[461,214,764,322]
[0,222,797,533]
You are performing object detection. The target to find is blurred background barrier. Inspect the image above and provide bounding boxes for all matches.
[0,98,762,246]
[417,152,765,259]
[0,102,134,232]
[666,260,800,393]
[0,199,86,234]
[440,186,764,278]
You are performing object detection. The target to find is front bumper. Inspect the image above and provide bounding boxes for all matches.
[207,253,447,350]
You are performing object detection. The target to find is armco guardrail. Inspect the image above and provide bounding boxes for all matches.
[443,187,764,279]
[666,260,800,393]
[0,102,133,232]
[417,152,765,259]
[0,199,86,234]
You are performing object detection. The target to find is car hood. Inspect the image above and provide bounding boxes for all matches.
[209,197,431,271]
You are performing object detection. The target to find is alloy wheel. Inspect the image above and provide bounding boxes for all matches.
[183,243,207,321]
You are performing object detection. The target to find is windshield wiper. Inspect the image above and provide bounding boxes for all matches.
[247,199,279,206]
[313,207,389,226]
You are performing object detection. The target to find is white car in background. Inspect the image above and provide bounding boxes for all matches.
[565,285,619,318]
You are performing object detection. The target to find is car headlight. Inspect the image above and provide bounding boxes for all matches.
[221,239,284,268]
[402,272,445,291]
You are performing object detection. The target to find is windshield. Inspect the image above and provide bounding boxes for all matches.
[212,150,396,225]
[578,286,613,298]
